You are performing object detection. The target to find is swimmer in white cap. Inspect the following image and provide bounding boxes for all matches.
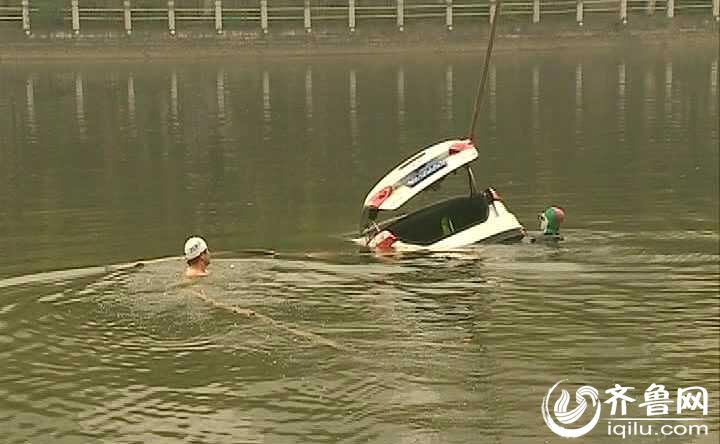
[184,236,210,278]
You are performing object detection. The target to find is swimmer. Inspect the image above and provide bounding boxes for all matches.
[184,236,210,278]
[527,206,566,243]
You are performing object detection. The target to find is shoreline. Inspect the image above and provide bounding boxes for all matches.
[1,20,717,61]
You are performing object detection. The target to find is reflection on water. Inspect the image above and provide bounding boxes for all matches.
[350,68,358,147]
[531,64,540,140]
[75,71,87,141]
[25,75,36,141]
[618,63,626,144]
[0,45,717,443]
[262,70,271,139]
[643,66,655,144]
[445,64,453,124]
[217,68,226,122]
[305,66,313,122]
[170,69,179,132]
[397,66,406,147]
[575,63,583,148]
[489,63,496,142]
[0,49,716,274]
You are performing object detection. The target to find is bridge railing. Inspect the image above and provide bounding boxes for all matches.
[0,0,716,36]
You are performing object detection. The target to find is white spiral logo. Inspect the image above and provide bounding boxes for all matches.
[542,380,602,438]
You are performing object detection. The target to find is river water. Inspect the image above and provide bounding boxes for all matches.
[0,43,718,443]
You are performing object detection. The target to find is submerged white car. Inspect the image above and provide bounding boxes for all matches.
[358,139,525,252]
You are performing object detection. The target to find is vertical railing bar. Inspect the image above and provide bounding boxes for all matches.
[124,0,132,35]
[72,0,80,35]
[261,0,268,34]
[304,0,311,33]
[397,0,404,31]
[215,0,223,34]
[22,0,30,35]
[577,0,584,25]
[349,0,356,32]
[446,0,453,31]
[168,0,176,35]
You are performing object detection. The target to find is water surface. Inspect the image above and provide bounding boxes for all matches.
[0,44,718,443]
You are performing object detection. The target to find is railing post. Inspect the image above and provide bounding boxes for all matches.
[490,0,497,24]
[713,0,719,21]
[260,0,268,33]
[168,0,176,35]
[71,0,80,35]
[349,0,356,32]
[304,0,311,33]
[646,0,656,15]
[21,0,30,35]
[577,0,584,25]
[397,0,404,31]
[124,0,132,35]
[620,0,627,24]
[532,0,540,23]
[667,0,674,18]
[215,0,223,34]
[446,0,453,31]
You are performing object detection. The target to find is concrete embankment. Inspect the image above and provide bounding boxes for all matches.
[0,15,717,61]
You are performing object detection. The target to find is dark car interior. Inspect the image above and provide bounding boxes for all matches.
[384,194,490,245]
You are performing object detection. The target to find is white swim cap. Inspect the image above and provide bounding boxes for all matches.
[184,236,208,261]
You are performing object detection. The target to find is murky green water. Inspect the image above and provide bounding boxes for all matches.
[0,43,718,443]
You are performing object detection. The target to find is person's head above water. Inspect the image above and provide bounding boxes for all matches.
[184,236,210,277]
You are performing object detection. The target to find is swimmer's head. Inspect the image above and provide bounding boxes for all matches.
[184,236,210,266]
[539,206,565,235]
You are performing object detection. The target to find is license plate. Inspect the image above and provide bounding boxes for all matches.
[405,158,447,187]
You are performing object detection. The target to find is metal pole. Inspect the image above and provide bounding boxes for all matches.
[304,0,311,33]
[261,0,268,33]
[124,0,132,35]
[713,0,719,21]
[490,0,497,24]
[533,0,540,23]
[72,0,80,35]
[397,0,404,31]
[168,0,176,35]
[666,0,674,18]
[577,0,584,26]
[446,0,453,31]
[215,0,223,34]
[21,0,30,35]
[349,0,356,32]
[620,0,627,24]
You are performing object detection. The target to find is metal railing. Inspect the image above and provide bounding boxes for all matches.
[0,0,717,36]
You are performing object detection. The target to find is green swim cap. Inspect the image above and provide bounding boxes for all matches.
[540,207,566,235]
